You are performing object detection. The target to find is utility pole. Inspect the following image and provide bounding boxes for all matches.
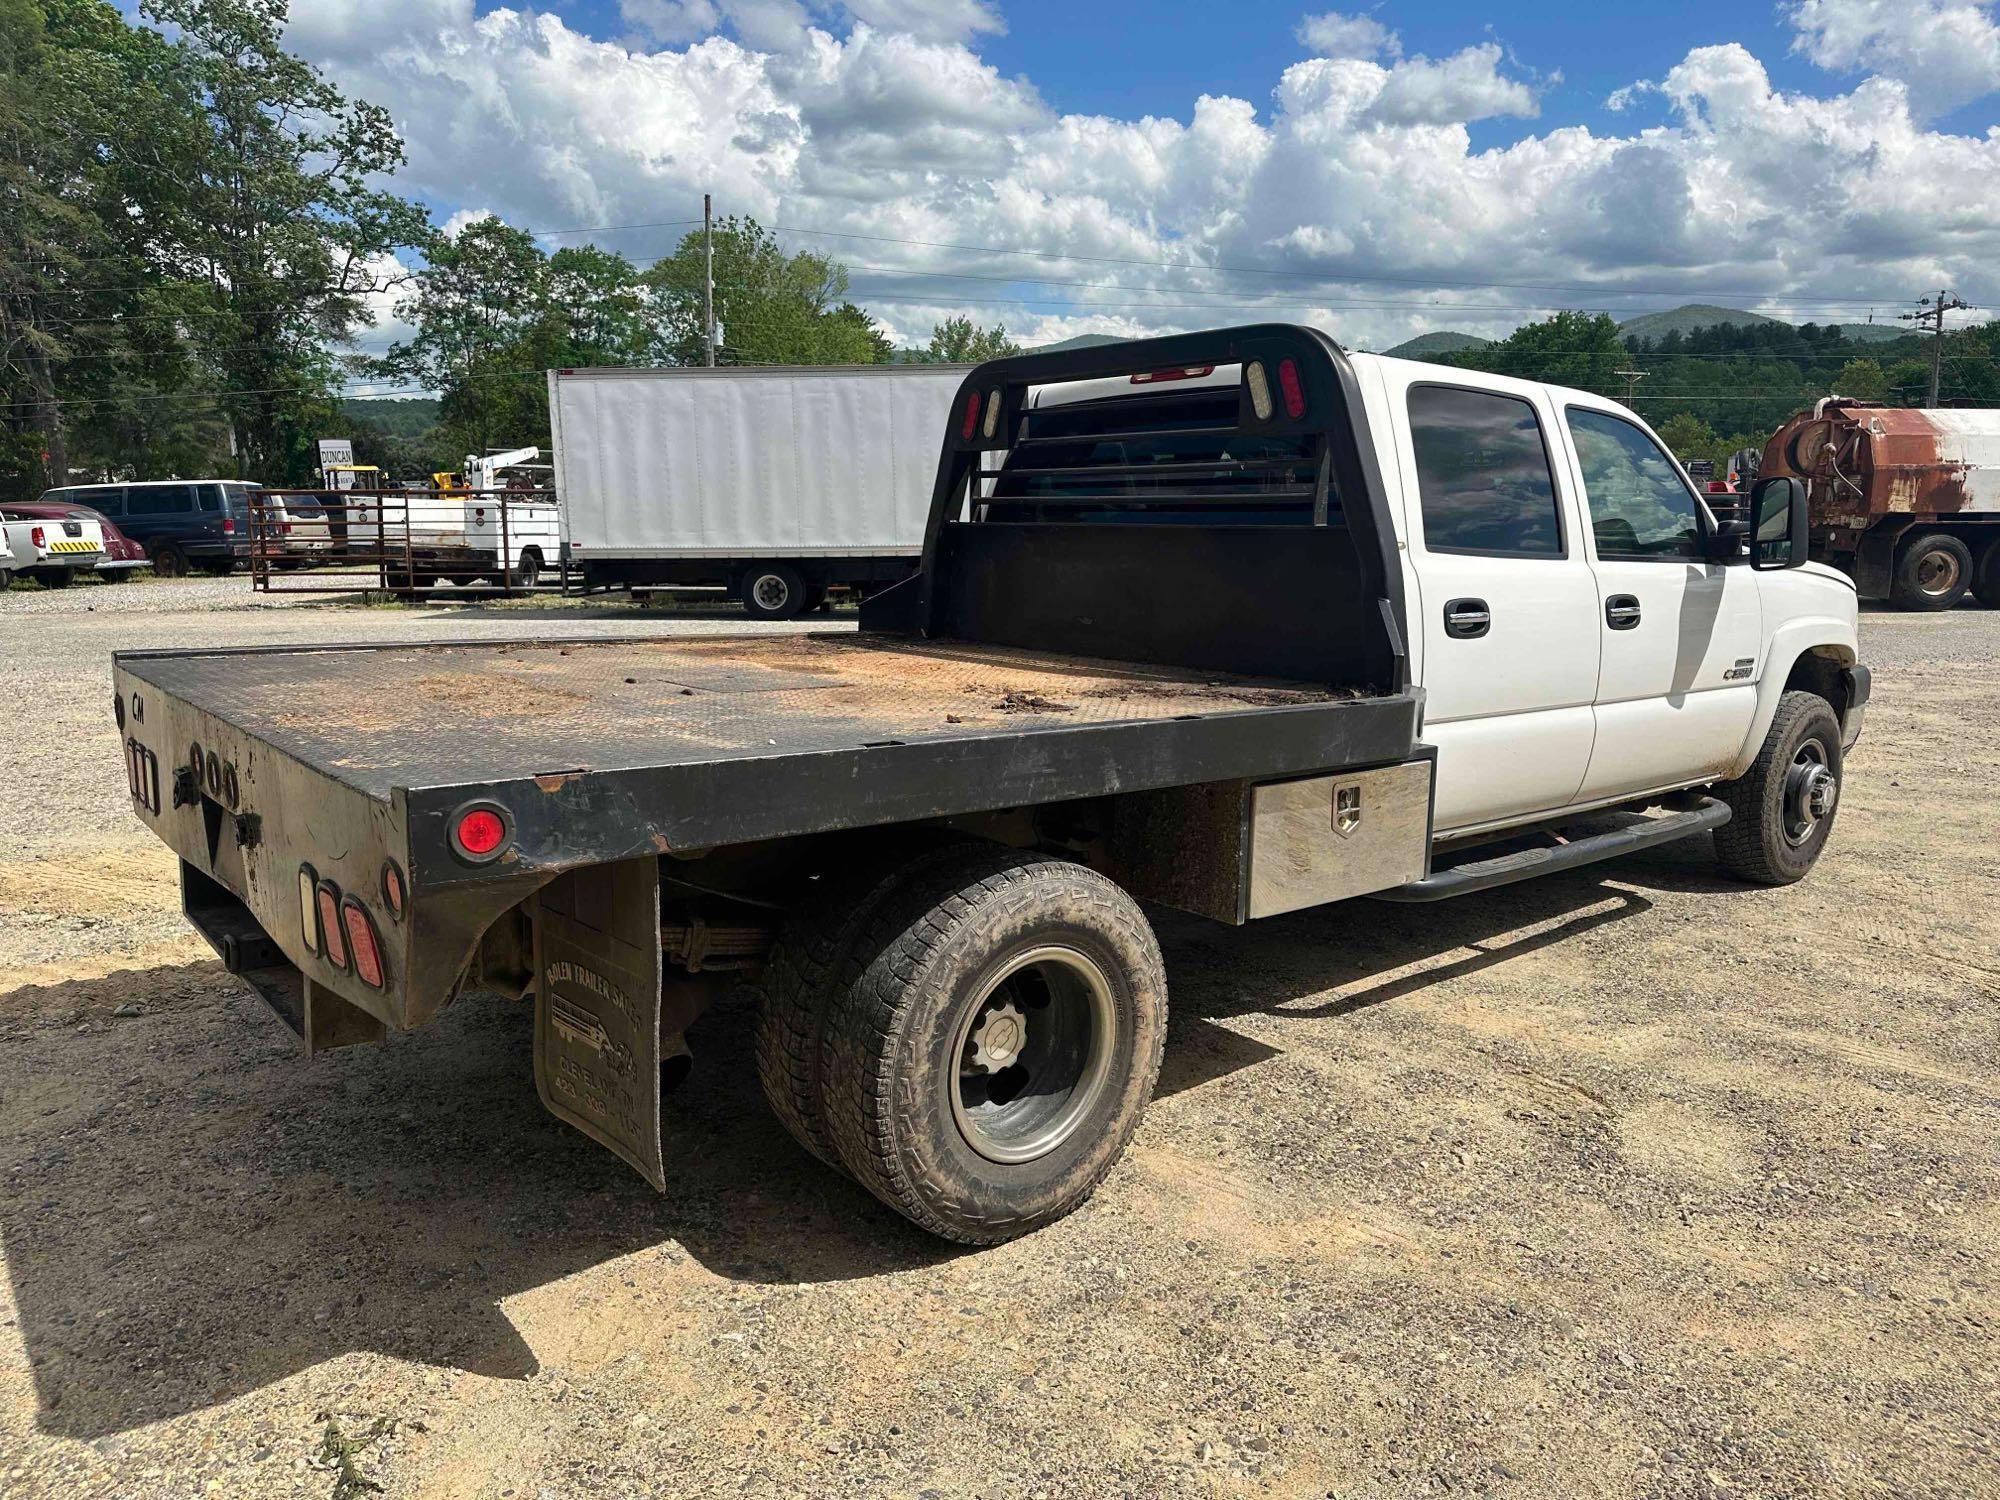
[1614,367,1648,405]
[1899,289,1970,407]
[702,193,716,368]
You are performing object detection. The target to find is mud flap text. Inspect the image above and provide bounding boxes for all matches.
[531,858,665,1189]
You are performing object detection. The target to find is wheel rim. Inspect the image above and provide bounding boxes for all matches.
[949,945,1118,1165]
[1782,740,1837,846]
[752,573,790,611]
[1916,549,1962,597]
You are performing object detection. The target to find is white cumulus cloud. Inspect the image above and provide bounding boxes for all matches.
[275,0,2000,353]
[1787,0,2000,118]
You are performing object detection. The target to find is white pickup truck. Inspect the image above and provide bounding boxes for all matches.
[113,326,1864,1244]
[2,512,105,588]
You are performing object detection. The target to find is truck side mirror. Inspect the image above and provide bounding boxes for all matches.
[1750,476,1808,571]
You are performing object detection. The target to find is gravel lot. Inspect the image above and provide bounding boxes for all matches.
[1,577,1995,1499]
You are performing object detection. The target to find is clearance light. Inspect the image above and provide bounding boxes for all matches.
[341,899,385,989]
[1277,358,1306,420]
[960,390,982,441]
[451,804,510,863]
[1245,361,1274,422]
[299,865,322,955]
[982,388,1001,440]
[316,883,349,971]
[381,859,406,919]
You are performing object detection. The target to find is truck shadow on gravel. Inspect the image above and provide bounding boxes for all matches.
[0,967,953,1440]
[1,838,1739,1440]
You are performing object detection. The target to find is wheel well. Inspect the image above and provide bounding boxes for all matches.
[1784,648,1850,718]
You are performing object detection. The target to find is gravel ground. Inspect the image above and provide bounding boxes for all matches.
[0,577,1995,1499]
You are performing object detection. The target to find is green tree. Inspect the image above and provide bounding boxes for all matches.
[643,217,889,366]
[1832,358,1887,401]
[1450,310,1625,396]
[1655,412,1720,463]
[910,316,1019,364]
[139,0,428,482]
[386,217,550,457]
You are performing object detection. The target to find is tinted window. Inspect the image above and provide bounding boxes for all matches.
[1408,386,1563,555]
[1567,408,1702,560]
[198,484,226,512]
[126,483,197,516]
[93,489,126,517]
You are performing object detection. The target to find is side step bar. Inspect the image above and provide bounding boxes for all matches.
[1372,797,1731,903]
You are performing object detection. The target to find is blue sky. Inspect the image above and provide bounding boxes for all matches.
[274,0,2000,358]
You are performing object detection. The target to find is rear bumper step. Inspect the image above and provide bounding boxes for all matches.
[1372,797,1732,903]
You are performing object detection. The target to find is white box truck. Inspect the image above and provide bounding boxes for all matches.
[548,364,968,617]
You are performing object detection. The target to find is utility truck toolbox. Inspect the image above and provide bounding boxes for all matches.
[113,324,1864,1243]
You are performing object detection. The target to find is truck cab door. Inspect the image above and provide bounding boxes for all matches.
[1556,403,1761,802]
[1392,378,1602,833]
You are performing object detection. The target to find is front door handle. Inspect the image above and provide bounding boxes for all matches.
[1606,594,1642,630]
[1443,597,1490,639]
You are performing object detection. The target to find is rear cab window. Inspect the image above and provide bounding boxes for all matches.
[1406,385,1565,557]
[985,379,1327,527]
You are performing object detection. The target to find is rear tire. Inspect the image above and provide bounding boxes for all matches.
[754,841,975,1173]
[1714,689,1843,886]
[1889,532,1972,610]
[35,567,72,589]
[818,848,1168,1244]
[741,564,805,620]
[96,569,131,584]
[1972,533,2000,609]
[510,550,542,589]
[150,542,188,578]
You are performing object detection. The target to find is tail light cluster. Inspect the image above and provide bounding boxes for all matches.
[30,526,46,549]
[1244,357,1308,423]
[297,860,395,990]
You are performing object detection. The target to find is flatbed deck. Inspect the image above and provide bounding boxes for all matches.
[118,632,1419,875]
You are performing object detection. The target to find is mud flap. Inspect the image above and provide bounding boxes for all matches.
[530,857,665,1190]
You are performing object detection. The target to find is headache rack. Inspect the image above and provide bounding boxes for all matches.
[864,324,1408,695]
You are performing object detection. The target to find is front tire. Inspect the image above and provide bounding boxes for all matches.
[741,564,805,620]
[1714,690,1844,885]
[819,848,1167,1244]
[1890,532,1972,610]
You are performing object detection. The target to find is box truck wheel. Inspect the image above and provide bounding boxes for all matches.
[1890,532,1972,610]
[510,549,542,589]
[741,564,806,619]
[818,847,1168,1244]
[1973,533,2000,609]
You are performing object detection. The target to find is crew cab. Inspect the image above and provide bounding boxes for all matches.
[111,327,1864,1243]
[1,507,105,587]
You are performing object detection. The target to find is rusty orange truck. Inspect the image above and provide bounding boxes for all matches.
[1762,399,2000,610]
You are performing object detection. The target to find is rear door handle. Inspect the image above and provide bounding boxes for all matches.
[1605,594,1642,630]
[1443,598,1490,639]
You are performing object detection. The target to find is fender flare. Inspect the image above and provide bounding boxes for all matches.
[1726,621,1856,779]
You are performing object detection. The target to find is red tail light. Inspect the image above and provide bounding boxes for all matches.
[30,526,45,549]
[341,899,385,989]
[1277,358,1306,420]
[1130,365,1214,384]
[222,518,235,535]
[316,884,349,971]
[451,803,510,862]
[281,522,293,536]
[960,390,982,441]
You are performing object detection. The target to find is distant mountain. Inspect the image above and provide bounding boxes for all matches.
[1615,304,1785,341]
[1831,322,1908,345]
[1383,331,1492,359]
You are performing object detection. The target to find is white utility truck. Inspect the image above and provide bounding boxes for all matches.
[114,326,1865,1244]
[549,363,967,616]
[387,449,560,591]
